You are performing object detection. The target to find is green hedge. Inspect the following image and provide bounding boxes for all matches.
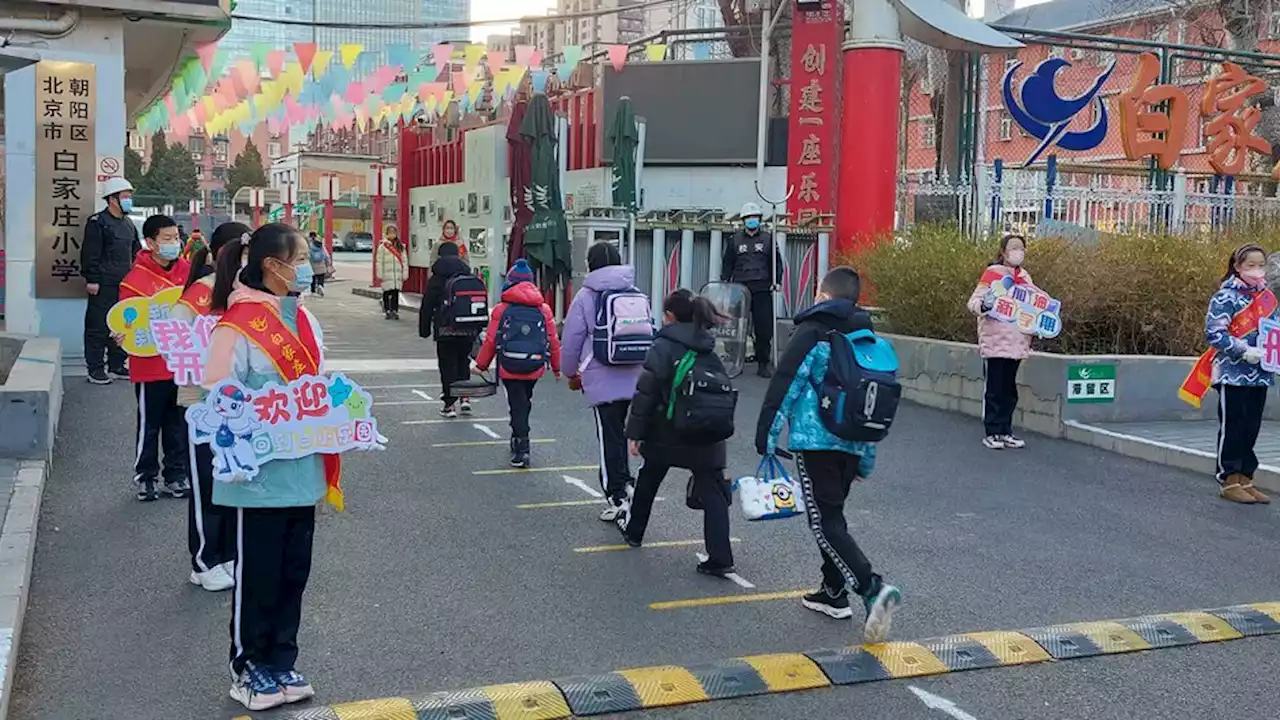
[843,225,1268,357]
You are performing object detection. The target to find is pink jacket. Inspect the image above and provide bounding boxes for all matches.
[966,264,1035,360]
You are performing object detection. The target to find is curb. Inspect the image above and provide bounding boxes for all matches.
[1063,420,1280,494]
[0,461,48,720]
[350,287,422,314]
[238,602,1280,720]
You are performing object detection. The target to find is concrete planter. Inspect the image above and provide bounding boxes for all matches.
[882,333,1280,437]
[0,336,62,461]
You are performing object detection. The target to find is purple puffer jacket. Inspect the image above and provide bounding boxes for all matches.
[560,265,644,406]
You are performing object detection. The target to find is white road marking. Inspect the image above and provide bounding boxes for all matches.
[361,384,442,390]
[696,552,756,588]
[376,400,431,406]
[325,358,439,373]
[562,475,604,498]
[909,687,979,720]
[412,389,433,401]
[473,424,501,439]
[402,416,508,425]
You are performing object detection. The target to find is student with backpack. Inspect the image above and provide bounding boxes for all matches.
[560,243,652,521]
[474,259,562,467]
[755,267,903,642]
[421,240,488,417]
[622,289,738,577]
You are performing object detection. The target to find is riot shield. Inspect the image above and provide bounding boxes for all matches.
[700,281,751,379]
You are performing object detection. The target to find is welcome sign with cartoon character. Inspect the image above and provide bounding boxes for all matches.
[186,373,382,483]
[107,287,183,356]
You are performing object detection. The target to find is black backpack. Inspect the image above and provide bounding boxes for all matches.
[814,329,901,442]
[665,350,737,443]
[441,274,490,334]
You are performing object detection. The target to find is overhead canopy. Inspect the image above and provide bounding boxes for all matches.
[896,0,1025,52]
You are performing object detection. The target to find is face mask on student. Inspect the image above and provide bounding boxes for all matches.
[1005,249,1025,267]
[744,217,761,231]
[119,197,134,213]
[1240,268,1266,287]
[291,264,314,292]
[156,243,181,261]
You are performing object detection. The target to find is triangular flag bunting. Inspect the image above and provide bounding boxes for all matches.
[293,42,318,74]
[486,51,505,77]
[345,81,365,104]
[644,44,667,62]
[464,43,485,70]
[451,71,468,93]
[265,50,286,78]
[562,45,583,68]
[340,43,364,70]
[434,43,454,72]
[387,43,415,70]
[556,63,573,81]
[606,44,628,72]
[313,49,334,79]
[250,43,271,70]
[195,41,218,73]
[514,45,535,68]
[531,70,549,93]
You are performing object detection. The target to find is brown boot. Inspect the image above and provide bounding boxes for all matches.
[1240,479,1271,504]
[1220,474,1257,504]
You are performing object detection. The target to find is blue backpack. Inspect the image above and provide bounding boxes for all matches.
[814,329,900,442]
[497,304,549,374]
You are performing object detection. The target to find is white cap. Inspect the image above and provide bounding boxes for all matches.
[101,177,134,199]
[739,201,762,218]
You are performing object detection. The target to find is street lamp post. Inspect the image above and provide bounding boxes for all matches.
[370,164,385,288]
[250,187,264,227]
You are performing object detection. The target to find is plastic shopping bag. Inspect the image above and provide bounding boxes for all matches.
[733,455,804,521]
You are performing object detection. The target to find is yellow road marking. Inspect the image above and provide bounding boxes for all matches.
[432,439,556,448]
[617,666,709,707]
[741,653,831,692]
[473,465,597,475]
[649,589,809,611]
[575,538,741,553]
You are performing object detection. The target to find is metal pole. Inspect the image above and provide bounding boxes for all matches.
[754,0,788,188]
[754,180,794,369]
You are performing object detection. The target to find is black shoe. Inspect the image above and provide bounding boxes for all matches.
[107,366,130,380]
[87,369,111,385]
[696,560,735,577]
[392,311,400,320]
[512,437,531,468]
[757,362,773,378]
[136,478,159,501]
[801,588,854,619]
[164,478,191,499]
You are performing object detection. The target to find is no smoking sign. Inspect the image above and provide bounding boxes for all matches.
[97,155,121,182]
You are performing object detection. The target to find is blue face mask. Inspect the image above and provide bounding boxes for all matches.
[291,263,314,293]
[156,243,180,261]
[119,197,134,213]
[744,217,761,231]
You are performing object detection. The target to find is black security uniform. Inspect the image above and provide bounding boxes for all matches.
[721,229,784,372]
[80,210,140,374]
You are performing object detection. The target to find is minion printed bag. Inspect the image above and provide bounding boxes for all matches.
[734,455,804,521]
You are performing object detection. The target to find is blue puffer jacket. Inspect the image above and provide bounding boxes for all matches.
[759,300,877,478]
[1206,275,1277,388]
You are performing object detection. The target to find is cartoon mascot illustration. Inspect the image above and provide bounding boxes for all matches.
[190,385,261,481]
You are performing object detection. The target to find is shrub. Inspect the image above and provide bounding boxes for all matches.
[840,224,1272,356]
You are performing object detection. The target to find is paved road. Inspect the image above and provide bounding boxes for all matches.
[330,248,372,287]
[12,293,1280,719]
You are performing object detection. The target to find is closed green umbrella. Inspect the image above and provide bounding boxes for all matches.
[608,97,638,211]
[518,93,571,285]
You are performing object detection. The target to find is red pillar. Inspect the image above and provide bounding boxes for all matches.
[371,166,384,288]
[836,46,902,255]
[324,199,335,254]
[284,204,293,225]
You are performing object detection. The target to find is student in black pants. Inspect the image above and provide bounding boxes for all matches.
[420,240,480,417]
[622,289,735,576]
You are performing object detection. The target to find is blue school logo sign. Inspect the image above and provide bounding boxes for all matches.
[1002,57,1116,167]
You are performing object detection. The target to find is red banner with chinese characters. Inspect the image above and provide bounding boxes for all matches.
[787,0,843,226]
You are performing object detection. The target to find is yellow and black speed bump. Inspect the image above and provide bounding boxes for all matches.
[249,603,1280,720]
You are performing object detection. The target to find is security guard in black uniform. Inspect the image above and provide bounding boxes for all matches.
[720,201,784,377]
[81,177,141,384]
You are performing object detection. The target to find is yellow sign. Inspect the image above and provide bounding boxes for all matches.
[107,287,183,357]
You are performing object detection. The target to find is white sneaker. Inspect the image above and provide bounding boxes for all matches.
[599,496,628,522]
[982,435,1005,450]
[190,564,235,592]
[439,403,458,418]
[230,664,286,711]
[1000,434,1026,449]
[459,399,473,415]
